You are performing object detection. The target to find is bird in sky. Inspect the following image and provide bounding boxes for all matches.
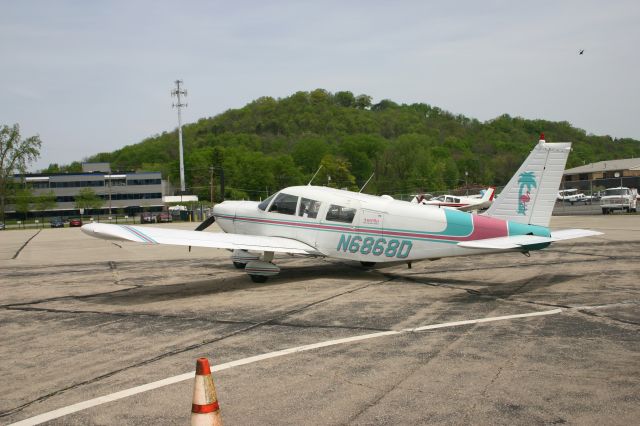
[579,49,584,55]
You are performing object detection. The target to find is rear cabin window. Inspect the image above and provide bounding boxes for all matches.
[298,198,321,219]
[258,193,276,211]
[268,193,299,215]
[325,204,356,223]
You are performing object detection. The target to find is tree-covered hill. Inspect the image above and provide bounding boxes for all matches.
[49,89,640,201]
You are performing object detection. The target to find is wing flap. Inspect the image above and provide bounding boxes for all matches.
[81,223,319,255]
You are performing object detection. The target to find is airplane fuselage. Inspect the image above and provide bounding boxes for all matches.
[212,186,550,263]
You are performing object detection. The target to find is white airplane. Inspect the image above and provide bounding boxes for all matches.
[411,187,495,211]
[82,135,601,283]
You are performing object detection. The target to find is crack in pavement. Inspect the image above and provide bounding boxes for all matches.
[378,272,638,327]
[344,312,499,424]
[0,277,393,419]
[11,230,41,259]
[4,304,393,333]
[576,309,640,327]
[0,285,142,310]
[404,255,634,276]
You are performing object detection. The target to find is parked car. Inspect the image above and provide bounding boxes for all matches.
[0,223,5,230]
[141,212,155,223]
[69,218,83,227]
[156,212,172,223]
[50,217,64,228]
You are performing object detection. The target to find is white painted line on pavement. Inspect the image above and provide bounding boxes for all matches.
[404,308,563,332]
[9,308,561,425]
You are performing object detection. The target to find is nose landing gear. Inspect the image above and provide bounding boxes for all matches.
[232,250,279,282]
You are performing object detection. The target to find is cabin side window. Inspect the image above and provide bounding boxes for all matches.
[268,193,299,215]
[325,204,356,223]
[298,198,321,219]
[258,193,276,211]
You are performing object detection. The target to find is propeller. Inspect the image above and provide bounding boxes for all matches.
[189,215,217,252]
[195,215,216,231]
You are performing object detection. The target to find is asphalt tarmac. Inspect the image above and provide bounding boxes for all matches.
[0,216,638,425]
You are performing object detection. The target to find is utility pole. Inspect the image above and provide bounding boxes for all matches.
[209,166,215,204]
[171,80,188,193]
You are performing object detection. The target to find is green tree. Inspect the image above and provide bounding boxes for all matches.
[334,91,355,107]
[14,187,33,220]
[0,124,41,221]
[74,188,103,211]
[355,94,372,109]
[34,190,57,215]
[318,154,356,190]
[292,137,329,174]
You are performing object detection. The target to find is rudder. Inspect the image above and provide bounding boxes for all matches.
[484,135,571,227]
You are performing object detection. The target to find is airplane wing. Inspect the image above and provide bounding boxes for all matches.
[81,223,321,255]
[457,229,602,249]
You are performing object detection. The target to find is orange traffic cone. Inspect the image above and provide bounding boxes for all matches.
[191,357,223,426]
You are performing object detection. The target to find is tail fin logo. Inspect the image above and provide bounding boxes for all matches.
[517,171,537,215]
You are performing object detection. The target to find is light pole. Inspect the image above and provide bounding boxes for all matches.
[465,171,468,195]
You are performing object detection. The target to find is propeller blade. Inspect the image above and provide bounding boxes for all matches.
[194,215,216,231]
[190,215,217,252]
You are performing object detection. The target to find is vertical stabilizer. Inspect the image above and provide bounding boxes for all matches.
[481,187,496,202]
[484,135,571,227]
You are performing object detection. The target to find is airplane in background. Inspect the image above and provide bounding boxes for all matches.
[411,187,495,212]
[82,135,601,283]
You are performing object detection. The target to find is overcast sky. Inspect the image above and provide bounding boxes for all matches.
[1,0,639,171]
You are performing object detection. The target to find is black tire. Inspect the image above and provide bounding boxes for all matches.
[360,261,376,268]
[602,208,607,215]
[249,274,268,283]
[233,262,246,269]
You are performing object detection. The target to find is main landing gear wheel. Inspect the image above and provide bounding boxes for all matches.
[360,261,376,268]
[249,275,269,283]
[233,262,246,269]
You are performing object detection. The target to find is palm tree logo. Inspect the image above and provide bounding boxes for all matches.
[517,171,537,215]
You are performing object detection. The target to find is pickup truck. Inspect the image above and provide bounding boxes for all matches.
[600,187,638,214]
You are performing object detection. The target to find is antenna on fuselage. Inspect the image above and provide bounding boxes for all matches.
[359,172,375,193]
[307,164,323,186]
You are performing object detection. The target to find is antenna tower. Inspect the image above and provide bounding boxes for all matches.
[171,80,188,192]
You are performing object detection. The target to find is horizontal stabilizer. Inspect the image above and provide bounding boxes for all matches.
[458,235,554,249]
[549,229,603,241]
[458,228,602,250]
[81,223,320,255]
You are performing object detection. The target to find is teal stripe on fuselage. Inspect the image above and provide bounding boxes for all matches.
[229,208,474,243]
[507,221,551,251]
[507,221,551,238]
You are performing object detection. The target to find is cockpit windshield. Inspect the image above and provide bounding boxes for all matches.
[268,193,299,215]
[258,193,276,211]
